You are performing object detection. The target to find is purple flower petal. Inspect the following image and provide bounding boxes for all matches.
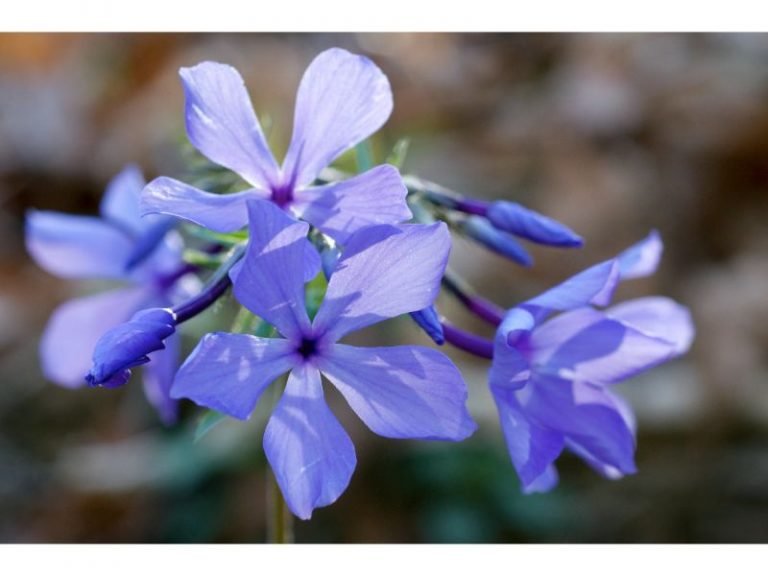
[40,287,149,387]
[491,341,532,393]
[143,331,180,426]
[263,364,356,520]
[318,344,476,441]
[141,177,264,233]
[313,222,450,341]
[491,384,565,489]
[231,200,313,340]
[170,333,297,420]
[99,164,147,234]
[617,230,663,280]
[303,242,322,282]
[523,375,637,477]
[291,164,411,244]
[26,210,136,279]
[497,307,537,348]
[523,260,620,316]
[180,61,280,190]
[528,306,682,385]
[521,465,559,494]
[282,48,393,188]
[606,296,694,355]
[486,201,583,248]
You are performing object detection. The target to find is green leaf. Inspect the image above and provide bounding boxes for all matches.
[386,138,411,169]
[183,225,249,246]
[305,268,328,321]
[194,410,228,443]
[182,249,229,269]
[355,140,375,173]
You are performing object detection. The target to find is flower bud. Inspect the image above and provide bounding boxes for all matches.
[86,308,176,388]
[409,305,445,345]
[486,201,583,248]
[460,216,533,266]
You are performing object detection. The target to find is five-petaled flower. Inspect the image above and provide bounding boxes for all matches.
[171,200,477,519]
[489,231,694,492]
[141,48,411,248]
[25,165,195,424]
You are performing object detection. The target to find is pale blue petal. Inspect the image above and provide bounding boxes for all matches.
[617,230,663,280]
[606,296,694,355]
[318,344,476,441]
[291,164,411,244]
[26,210,135,279]
[282,48,393,188]
[263,364,356,520]
[313,223,450,342]
[99,164,147,234]
[40,287,149,387]
[491,384,565,489]
[523,260,620,316]
[522,465,560,494]
[143,331,180,426]
[141,177,264,233]
[170,333,296,420]
[498,307,536,348]
[523,376,637,476]
[231,200,312,340]
[180,61,280,189]
[529,307,681,385]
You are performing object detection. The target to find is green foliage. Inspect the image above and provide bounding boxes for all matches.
[194,410,228,443]
[355,140,375,172]
[305,269,328,321]
[386,138,411,170]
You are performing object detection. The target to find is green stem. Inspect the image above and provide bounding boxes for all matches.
[267,468,293,544]
[266,375,293,543]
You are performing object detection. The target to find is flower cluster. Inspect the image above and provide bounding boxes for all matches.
[27,47,694,520]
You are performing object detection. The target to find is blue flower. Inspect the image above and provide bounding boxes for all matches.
[171,200,476,519]
[141,48,412,246]
[489,232,694,492]
[26,165,194,424]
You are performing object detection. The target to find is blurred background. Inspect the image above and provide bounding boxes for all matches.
[1,33,767,543]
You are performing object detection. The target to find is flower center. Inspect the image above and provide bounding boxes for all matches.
[270,184,294,208]
[297,337,318,359]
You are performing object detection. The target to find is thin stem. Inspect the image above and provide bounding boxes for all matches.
[267,467,293,544]
[442,270,505,326]
[441,322,495,359]
[173,243,246,323]
[266,376,293,544]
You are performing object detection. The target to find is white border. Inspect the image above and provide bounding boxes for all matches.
[2,544,765,575]
[2,1,768,32]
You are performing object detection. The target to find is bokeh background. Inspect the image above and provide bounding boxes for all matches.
[1,33,767,543]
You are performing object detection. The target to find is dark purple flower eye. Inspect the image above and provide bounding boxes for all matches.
[171,200,476,519]
[140,49,410,246]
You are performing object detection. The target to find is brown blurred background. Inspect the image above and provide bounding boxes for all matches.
[1,33,767,543]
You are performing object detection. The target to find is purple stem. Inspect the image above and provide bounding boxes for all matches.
[173,273,232,323]
[173,244,246,324]
[442,274,505,326]
[441,322,495,359]
[454,197,489,216]
[424,189,491,217]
